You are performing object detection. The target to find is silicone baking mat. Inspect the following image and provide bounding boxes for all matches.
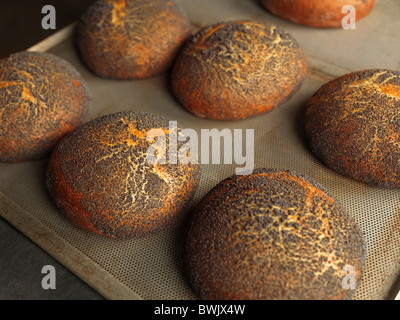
[1,0,400,300]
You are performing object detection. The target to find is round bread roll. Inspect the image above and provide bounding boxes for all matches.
[171,20,307,120]
[0,51,90,162]
[77,0,192,79]
[185,168,366,300]
[305,69,400,189]
[46,111,201,239]
[261,0,375,28]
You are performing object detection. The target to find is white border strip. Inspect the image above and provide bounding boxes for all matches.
[27,22,77,53]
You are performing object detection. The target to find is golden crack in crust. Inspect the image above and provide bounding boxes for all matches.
[76,0,192,79]
[261,0,375,28]
[0,51,90,162]
[305,69,400,188]
[185,168,366,300]
[46,111,201,239]
[171,20,307,120]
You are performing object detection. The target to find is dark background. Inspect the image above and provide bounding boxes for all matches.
[0,0,104,300]
[0,0,95,57]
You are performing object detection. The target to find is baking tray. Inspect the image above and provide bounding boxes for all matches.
[1,0,400,300]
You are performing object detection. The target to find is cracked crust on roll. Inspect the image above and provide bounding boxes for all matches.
[185,168,366,300]
[261,0,375,28]
[46,111,201,239]
[171,20,307,120]
[77,0,192,79]
[305,69,400,188]
[305,70,400,188]
[0,51,90,162]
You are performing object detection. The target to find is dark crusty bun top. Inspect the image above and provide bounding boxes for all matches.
[171,20,307,120]
[77,0,192,80]
[185,168,366,300]
[0,51,90,162]
[46,111,201,239]
[305,69,400,189]
[261,0,375,28]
